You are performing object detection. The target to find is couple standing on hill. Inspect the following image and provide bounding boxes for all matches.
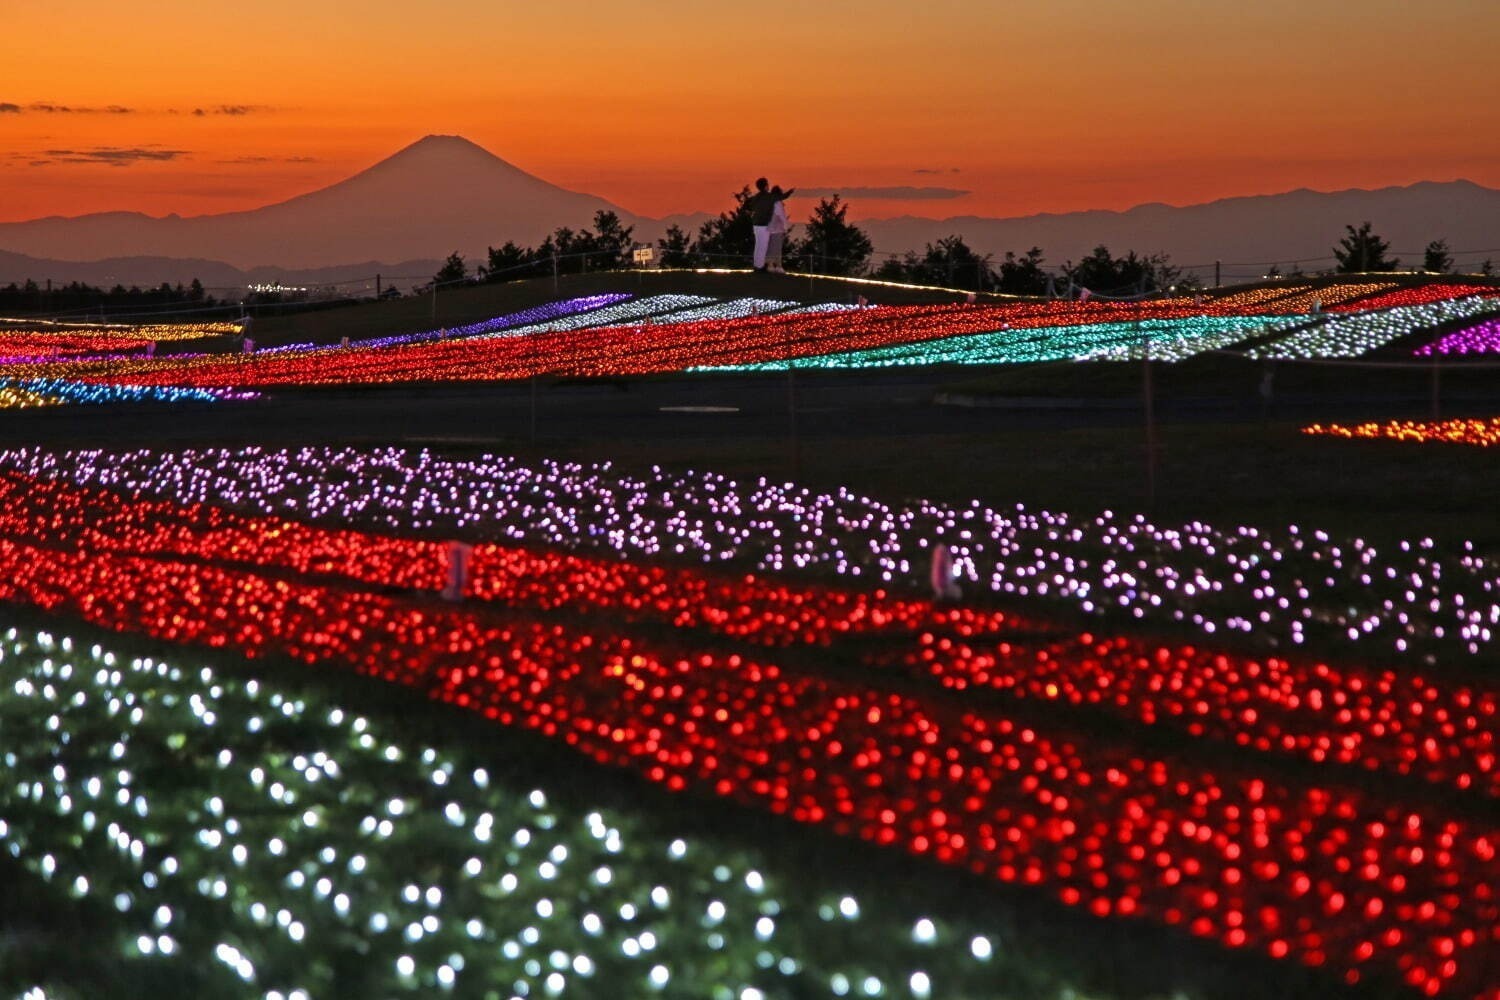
[746,177,793,273]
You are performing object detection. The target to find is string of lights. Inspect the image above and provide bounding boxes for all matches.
[0,628,1036,1000]
[0,517,1491,995]
[1413,317,1500,357]
[1327,284,1500,314]
[1303,418,1500,448]
[0,377,254,408]
[696,315,1316,370]
[2,445,1495,662]
[1244,296,1500,360]
[7,280,1496,389]
[1210,283,1398,313]
[0,467,1489,800]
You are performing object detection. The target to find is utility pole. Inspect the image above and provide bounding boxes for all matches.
[786,323,801,479]
[1431,354,1442,419]
[530,328,539,444]
[1142,317,1156,510]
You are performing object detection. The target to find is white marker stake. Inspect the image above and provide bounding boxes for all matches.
[930,543,961,601]
[442,541,474,601]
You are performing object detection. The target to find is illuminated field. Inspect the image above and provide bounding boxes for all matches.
[0,445,1495,998]
[3,275,1499,1000]
[2,278,1494,391]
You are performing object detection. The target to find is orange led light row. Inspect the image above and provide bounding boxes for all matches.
[1303,418,1500,447]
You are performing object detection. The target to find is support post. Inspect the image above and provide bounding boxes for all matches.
[786,326,801,479]
[530,329,541,444]
[441,541,473,601]
[1142,320,1156,509]
[1431,355,1442,419]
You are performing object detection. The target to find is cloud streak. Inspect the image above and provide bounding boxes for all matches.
[798,185,971,201]
[32,147,190,167]
[217,154,320,164]
[192,104,273,116]
[1,100,271,116]
[3,101,135,114]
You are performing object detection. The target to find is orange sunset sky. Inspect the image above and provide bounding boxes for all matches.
[3,0,1498,225]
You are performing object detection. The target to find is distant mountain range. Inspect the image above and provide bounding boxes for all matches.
[0,249,454,294]
[2,134,1498,288]
[858,181,1500,281]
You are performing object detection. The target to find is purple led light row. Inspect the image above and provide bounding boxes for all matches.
[247,294,638,357]
[353,293,634,349]
[2,445,1495,661]
[1414,317,1500,356]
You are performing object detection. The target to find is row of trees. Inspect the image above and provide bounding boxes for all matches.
[864,220,1489,293]
[873,242,1186,296]
[2,218,1487,318]
[430,211,643,288]
[433,198,880,288]
[436,198,1185,297]
[438,201,1490,299]
[0,278,216,313]
[1331,223,1492,275]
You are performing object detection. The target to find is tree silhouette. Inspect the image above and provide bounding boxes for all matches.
[792,196,872,276]
[1422,239,1453,274]
[482,241,535,281]
[1062,245,1178,295]
[997,247,1049,296]
[926,236,994,290]
[539,228,591,275]
[433,251,467,286]
[692,186,755,266]
[588,210,635,270]
[873,235,994,291]
[657,224,693,267]
[872,253,918,283]
[1333,222,1398,273]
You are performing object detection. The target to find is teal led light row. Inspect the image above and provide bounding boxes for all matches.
[695,315,1312,371]
[0,377,254,405]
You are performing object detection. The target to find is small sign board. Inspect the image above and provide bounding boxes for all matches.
[632,247,656,266]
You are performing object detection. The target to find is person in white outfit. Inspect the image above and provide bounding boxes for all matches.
[766,188,790,274]
[745,178,794,271]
